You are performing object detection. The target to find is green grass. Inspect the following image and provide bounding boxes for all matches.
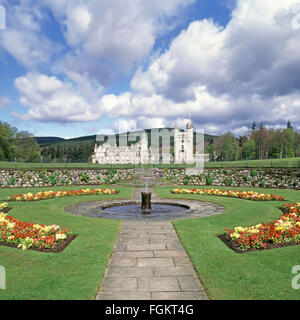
[0,161,195,169]
[1,157,300,169]
[0,185,134,300]
[0,161,136,169]
[155,185,300,300]
[205,157,300,168]
[2,182,300,300]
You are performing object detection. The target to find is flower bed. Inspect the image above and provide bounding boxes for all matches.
[221,203,300,253]
[0,203,73,251]
[0,202,8,211]
[7,188,118,202]
[171,188,285,201]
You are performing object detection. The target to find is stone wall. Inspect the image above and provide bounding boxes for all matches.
[0,169,135,188]
[163,168,300,189]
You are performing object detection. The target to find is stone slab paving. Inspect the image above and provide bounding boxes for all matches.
[95,220,209,300]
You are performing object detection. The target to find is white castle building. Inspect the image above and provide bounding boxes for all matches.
[92,122,209,164]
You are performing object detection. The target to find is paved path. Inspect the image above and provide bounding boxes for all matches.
[95,188,209,300]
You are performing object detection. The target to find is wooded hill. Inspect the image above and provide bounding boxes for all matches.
[36,129,216,148]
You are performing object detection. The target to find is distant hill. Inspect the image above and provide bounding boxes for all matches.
[35,137,66,146]
[35,129,217,148]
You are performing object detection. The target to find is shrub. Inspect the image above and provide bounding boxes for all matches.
[49,176,57,186]
[250,169,258,177]
[205,175,213,186]
[224,178,233,186]
[79,173,90,183]
[259,181,266,188]
[9,177,15,185]
[183,176,191,185]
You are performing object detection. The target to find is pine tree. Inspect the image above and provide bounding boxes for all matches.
[287,120,293,130]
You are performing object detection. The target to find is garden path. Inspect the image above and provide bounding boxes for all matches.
[95,188,209,300]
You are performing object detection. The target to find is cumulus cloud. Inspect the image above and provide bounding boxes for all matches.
[99,0,300,135]
[48,0,195,85]
[113,119,137,133]
[3,0,300,135]
[0,97,11,109]
[13,73,102,122]
[0,2,61,68]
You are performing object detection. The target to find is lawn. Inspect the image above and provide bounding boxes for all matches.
[1,157,299,170]
[155,185,300,300]
[0,161,136,169]
[0,161,195,169]
[0,185,134,300]
[205,157,300,168]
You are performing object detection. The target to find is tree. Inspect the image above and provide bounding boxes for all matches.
[252,124,272,159]
[295,132,300,157]
[282,128,295,158]
[206,143,215,161]
[242,139,256,160]
[251,121,257,131]
[287,120,293,130]
[213,132,239,161]
[0,122,17,160]
[15,131,41,162]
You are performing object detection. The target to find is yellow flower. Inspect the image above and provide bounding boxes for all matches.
[230,232,241,239]
[0,212,7,223]
[55,233,67,240]
[234,226,245,233]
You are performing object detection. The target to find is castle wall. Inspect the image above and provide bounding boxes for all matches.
[92,123,209,164]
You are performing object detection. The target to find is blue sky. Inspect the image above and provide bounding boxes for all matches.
[0,0,300,138]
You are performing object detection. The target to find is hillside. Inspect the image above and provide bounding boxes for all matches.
[35,137,66,146]
[35,128,216,148]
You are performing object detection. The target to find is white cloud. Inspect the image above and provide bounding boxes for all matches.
[0,3,61,68]
[96,128,115,136]
[13,73,102,123]
[100,0,300,135]
[136,117,166,129]
[48,0,195,84]
[113,119,137,133]
[0,97,11,109]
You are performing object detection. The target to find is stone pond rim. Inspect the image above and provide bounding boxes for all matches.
[64,198,225,221]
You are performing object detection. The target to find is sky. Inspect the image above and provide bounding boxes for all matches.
[0,0,300,139]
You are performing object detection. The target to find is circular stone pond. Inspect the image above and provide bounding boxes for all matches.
[65,199,225,221]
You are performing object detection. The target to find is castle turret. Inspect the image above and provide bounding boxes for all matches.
[185,121,194,164]
[174,123,183,164]
[140,133,149,164]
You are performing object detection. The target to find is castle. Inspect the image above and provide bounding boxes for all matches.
[92,122,209,164]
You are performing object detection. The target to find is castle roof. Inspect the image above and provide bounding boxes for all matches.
[186,121,193,129]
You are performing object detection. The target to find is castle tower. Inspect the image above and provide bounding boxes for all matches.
[174,123,183,164]
[184,121,194,164]
[174,121,194,164]
[140,133,149,164]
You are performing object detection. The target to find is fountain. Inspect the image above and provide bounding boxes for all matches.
[141,178,151,214]
[64,167,225,221]
[141,192,151,213]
